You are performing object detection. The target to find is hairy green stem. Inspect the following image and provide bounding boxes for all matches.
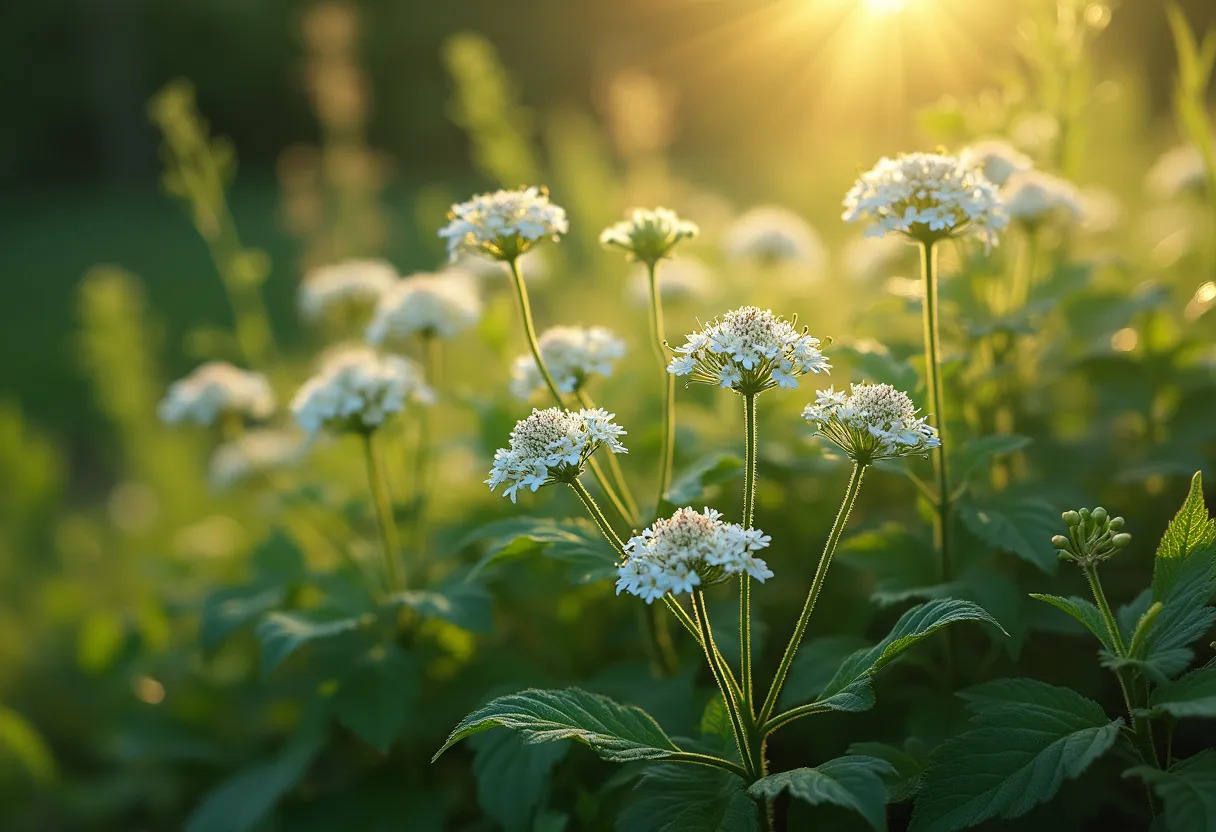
[759,463,866,726]
[576,389,640,525]
[647,260,677,515]
[568,479,626,553]
[740,392,758,717]
[363,431,404,594]
[415,332,440,559]
[919,241,952,580]
[691,590,756,778]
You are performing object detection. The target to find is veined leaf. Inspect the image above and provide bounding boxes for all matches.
[958,496,1059,573]
[617,763,758,832]
[910,679,1122,832]
[1154,471,1216,597]
[1125,750,1216,832]
[1142,546,1216,681]
[750,756,895,831]
[1029,594,1116,651]
[433,688,681,763]
[1146,665,1216,720]
[255,612,365,676]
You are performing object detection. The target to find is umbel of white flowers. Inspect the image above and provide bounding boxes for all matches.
[615,506,773,604]
[802,382,940,465]
[290,346,433,435]
[599,207,699,265]
[842,151,1008,248]
[299,259,398,322]
[667,306,830,394]
[209,429,306,491]
[439,186,569,262]
[509,326,626,400]
[158,362,275,426]
[366,271,482,343]
[486,407,628,503]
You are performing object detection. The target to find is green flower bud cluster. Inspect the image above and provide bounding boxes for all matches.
[1051,506,1130,565]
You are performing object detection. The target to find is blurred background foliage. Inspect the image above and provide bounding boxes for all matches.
[2,0,1216,829]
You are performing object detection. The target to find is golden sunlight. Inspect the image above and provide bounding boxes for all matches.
[864,0,909,14]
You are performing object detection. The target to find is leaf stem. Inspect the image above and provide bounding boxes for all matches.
[691,590,756,779]
[666,751,750,780]
[362,431,404,594]
[758,462,866,726]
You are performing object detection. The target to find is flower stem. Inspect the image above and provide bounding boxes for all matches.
[759,463,866,726]
[568,479,626,553]
[415,333,440,559]
[691,590,756,779]
[362,431,404,594]
[576,389,640,524]
[919,241,952,580]
[740,392,758,716]
[647,260,677,515]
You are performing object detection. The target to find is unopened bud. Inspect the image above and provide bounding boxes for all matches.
[1109,516,1125,531]
[1079,508,1091,520]
[1092,507,1108,524]
[1112,533,1132,548]
[1052,535,1071,550]
[1062,510,1081,526]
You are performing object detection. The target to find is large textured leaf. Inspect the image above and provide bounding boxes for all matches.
[820,600,1006,702]
[1154,472,1216,595]
[1029,594,1117,652]
[470,729,567,832]
[1126,750,1216,832]
[957,496,1059,573]
[333,647,420,751]
[433,688,681,763]
[1146,665,1216,720]
[255,612,365,676]
[617,763,758,832]
[464,518,617,583]
[750,756,895,831]
[184,731,324,832]
[910,679,1122,832]
[1142,547,1216,681]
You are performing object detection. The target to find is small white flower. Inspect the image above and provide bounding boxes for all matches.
[802,382,939,464]
[626,257,716,307]
[439,186,568,262]
[960,140,1034,187]
[290,346,432,435]
[509,326,626,399]
[667,306,830,395]
[299,259,397,322]
[1145,144,1210,201]
[615,507,773,604]
[366,271,482,343]
[724,205,826,270]
[486,407,628,502]
[600,207,699,264]
[209,429,307,491]
[158,362,275,426]
[1001,170,1083,227]
[842,152,1008,248]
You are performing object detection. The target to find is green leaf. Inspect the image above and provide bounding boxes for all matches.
[0,706,55,784]
[1147,665,1216,720]
[464,518,617,583]
[957,496,1059,573]
[255,611,365,676]
[433,688,682,763]
[848,741,927,804]
[778,635,870,710]
[470,729,567,832]
[820,600,1006,703]
[251,529,307,583]
[835,525,944,607]
[1126,750,1216,832]
[952,435,1032,483]
[1154,472,1216,597]
[1143,546,1216,681]
[616,763,758,832]
[201,585,286,650]
[389,578,493,633]
[750,757,894,831]
[184,731,324,832]
[910,679,1123,832]
[333,647,420,751]
[662,453,744,510]
[1029,594,1116,652]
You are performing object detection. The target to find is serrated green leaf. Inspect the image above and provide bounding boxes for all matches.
[750,756,895,831]
[255,612,365,676]
[616,763,758,832]
[1126,749,1216,832]
[464,518,617,583]
[910,679,1123,832]
[433,688,681,763]
[1143,547,1216,681]
[848,741,926,804]
[333,647,420,752]
[388,578,493,633]
[1155,472,1216,597]
[957,496,1059,572]
[1147,665,1216,720]
[470,729,567,832]
[200,585,286,650]
[1029,594,1116,651]
[184,731,324,832]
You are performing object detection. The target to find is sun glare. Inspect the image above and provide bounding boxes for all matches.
[864,0,908,14]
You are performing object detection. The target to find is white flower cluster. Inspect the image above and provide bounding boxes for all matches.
[158,362,275,426]
[627,257,716,307]
[290,346,432,435]
[616,507,773,603]
[486,407,627,502]
[960,140,1033,187]
[842,152,1008,247]
[366,271,482,343]
[667,306,830,393]
[509,326,626,399]
[724,205,825,268]
[209,429,306,491]
[600,207,699,264]
[802,383,940,464]
[299,259,397,322]
[1002,170,1083,227]
[439,187,569,262]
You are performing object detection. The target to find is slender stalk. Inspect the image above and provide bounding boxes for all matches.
[691,591,755,778]
[762,702,835,736]
[568,479,626,553]
[415,333,441,559]
[666,752,750,780]
[759,463,866,725]
[919,241,952,580]
[646,260,677,514]
[740,392,759,717]
[576,389,640,524]
[362,431,405,594]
